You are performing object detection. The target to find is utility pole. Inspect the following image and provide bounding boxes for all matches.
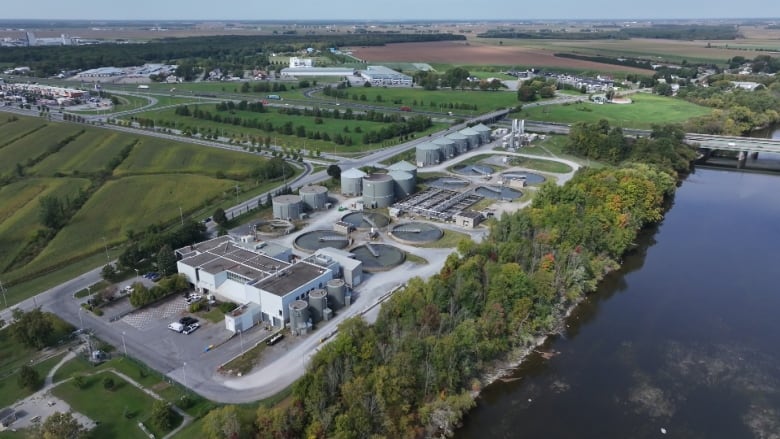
[101,237,110,263]
[0,280,7,309]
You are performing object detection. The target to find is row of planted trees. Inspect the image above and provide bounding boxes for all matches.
[197,123,693,439]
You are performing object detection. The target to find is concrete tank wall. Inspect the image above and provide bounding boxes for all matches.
[362,174,395,208]
[299,185,328,211]
[326,279,346,310]
[390,170,416,199]
[415,143,441,167]
[341,168,367,196]
[307,289,328,323]
[272,195,303,220]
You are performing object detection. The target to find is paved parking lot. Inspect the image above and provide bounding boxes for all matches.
[121,298,187,331]
[9,390,95,431]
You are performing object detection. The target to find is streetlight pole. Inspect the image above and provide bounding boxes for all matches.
[122,331,128,357]
[182,362,188,388]
[78,307,84,330]
[179,206,184,226]
[238,330,245,354]
[101,237,110,263]
[0,280,7,310]
[134,268,139,278]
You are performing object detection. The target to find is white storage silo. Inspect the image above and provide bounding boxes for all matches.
[362,174,395,208]
[326,279,347,310]
[390,170,416,199]
[432,137,457,159]
[445,132,469,154]
[459,128,481,149]
[415,143,441,167]
[341,168,367,196]
[307,289,328,323]
[299,185,329,211]
[288,300,310,335]
[473,123,492,143]
[272,195,303,220]
[387,160,418,177]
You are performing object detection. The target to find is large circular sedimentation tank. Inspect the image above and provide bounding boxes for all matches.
[341,168,367,196]
[341,212,390,229]
[351,243,405,272]
[299,185,328,210]
[294,230,350,252]
[362,174,395,208]
[445,132,469,154]
[432,137,456,159]
[416,143,441,167]
[459,128,482,149]
[389,170,415,199]
[475,186,523,200]
[472,123,492,143]
[390,222,443,244]
[272,195,303,220]
[501,172,547,185]
[326,279,346,310]
[387,160,418,177]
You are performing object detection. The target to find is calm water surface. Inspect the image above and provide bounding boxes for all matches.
[457,167,780,439]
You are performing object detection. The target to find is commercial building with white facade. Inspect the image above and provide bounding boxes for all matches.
[176,236,337,331]
[360,66,412,86]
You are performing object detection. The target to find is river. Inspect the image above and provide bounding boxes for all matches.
[456,163,780,438]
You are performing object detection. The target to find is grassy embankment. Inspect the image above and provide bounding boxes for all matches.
[0,116,297,305]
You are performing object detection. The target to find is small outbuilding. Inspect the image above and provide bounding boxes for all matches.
[454,210,484,229]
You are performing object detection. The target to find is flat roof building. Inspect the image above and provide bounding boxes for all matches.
[280,67,356,78]
[360,66,412,87]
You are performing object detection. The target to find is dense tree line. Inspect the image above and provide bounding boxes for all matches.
[117,220,207,273]
[566,121,697,173]
[517,77,558,102]
[0,33,464,77]
[479,25,738,41]
[128,274,189,308]
[204,126,691,438]
[554,53,654,70]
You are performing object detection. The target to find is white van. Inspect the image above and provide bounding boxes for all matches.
[168,322,184,333]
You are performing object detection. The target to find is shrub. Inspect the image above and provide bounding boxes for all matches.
[103,376,115,390]
[218,301,238,314]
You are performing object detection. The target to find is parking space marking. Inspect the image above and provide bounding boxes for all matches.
[121,298,187,330]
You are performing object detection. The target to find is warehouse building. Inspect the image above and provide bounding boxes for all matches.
[280,67,356,78]
[360,66,413,86]
[176,236,362,332]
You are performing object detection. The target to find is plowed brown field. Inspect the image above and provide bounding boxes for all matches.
[351,41,653,73]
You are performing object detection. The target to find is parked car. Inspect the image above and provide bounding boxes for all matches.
[168,322,185,333]
[149,273,162,282]
[266,333,284,346]
[179,316,199,326]
[182,323,200,335]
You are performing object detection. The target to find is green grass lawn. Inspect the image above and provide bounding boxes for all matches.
[316,86,518,114]
[0,330,69,409]
[517,93,712,129]
[505,156,573,173]
[52,371,180,439]
[31,130,129,176]
[520,135,610,169]
[0,124,86,175]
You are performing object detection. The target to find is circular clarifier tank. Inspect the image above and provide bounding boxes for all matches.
[351,243,405,272]
[390,222,443,244]
[453,164,494,176]
[294,230,350,252]
[341,212,390,229]
[428,177,470,190]
[475,186,523,200]
[501,172,546,184]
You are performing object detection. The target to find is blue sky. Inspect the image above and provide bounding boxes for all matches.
[2,0,779,21]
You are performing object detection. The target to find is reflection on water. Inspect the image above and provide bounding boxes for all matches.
[456,169,780,439]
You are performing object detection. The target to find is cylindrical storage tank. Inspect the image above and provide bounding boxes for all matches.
[390,170,415,199]
[446,133,469,154]
[473,123,492,143]
[307,289,328,323]
[288,300,310,334]
[459,128,481,149]
[415,143,441,167]
[299,185,328,211]
[362,174,395,208]
[387,160,417,177]
[341,168,367,196]
[272,195,303,220]
[432,137,457,159]
[326,279,346,310]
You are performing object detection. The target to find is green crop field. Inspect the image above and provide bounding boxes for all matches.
[317,87,518,114]
[115,137,264,176]
[0,116,294,297]
[31,174,235,268]
[517,93,712,129]
[0,178,90,272]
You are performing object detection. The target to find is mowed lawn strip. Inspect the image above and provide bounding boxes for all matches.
[32,130,130,176]
[0,124,85,175]
[0,117,50,149]
[52,371,169,439]
[0,178,91,272]
[519,93,712,129]
[316,87,518,113]
[29,174,237,268]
